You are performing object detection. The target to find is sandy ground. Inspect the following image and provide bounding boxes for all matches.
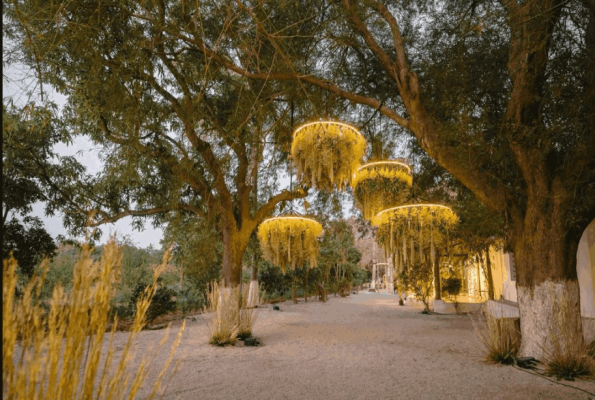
[107,292,595,400]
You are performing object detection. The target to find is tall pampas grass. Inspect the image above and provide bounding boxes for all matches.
[237,284,264,340]
[472,308,520,365]
[543,289,593,380]
[205,281,265,345]
[2,237,184,400]
[205,281,238,346]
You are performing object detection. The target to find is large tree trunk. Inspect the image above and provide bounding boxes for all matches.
[221,224,250,287]
[484,247,495,300]
[513,203,584,359]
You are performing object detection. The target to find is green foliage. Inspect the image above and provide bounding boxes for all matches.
[318,220,358,271]
[177,278,208,314]
[129,279,177,324]
[38,244,80,299]
[119,237,164,291]
[163,214,221,306]
[2,216,57,279]
[258,261,293,297]
[401,263,434,312]
[442,277,462,300]
[2,175,45,225]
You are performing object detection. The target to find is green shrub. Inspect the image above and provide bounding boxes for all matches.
[442,277,462,299]
[177,281,207,314]
[129,279,177,323]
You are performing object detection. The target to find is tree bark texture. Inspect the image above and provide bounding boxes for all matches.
[484,248,495,300]
[221,223,250,287]
[513,204,584,358]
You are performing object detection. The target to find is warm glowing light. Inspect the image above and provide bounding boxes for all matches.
[375,204,454,219]
[356,160,411,174]
[257,215,323,273]
[291,120,367,191]
[372,203,459,268]
[293,120,360,138]
[352,160,413,220]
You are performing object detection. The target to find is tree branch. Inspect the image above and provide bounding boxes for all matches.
[88,203,203,227]
[253,186,309,223]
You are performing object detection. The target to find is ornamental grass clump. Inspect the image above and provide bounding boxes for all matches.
[205,281,239,346]
[473,311,520,365]
[205,282,265,344]
[544,290,594,380]
[237,284,264,340]
[2,238,185,400]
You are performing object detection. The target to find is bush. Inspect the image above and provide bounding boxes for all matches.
[442,277,462,300]
[258,262,292,297]
[177,281,207,314]
[37,245,80,299]
[474,314,521,365]
[401,263,433,312]
[338,278,352,297]
[544,291,594,380]
[129,279,177,324]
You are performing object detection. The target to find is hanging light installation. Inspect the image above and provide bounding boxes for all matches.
[352,160,413,220]
[291,121,367,191]
[257,216,323,274]
[372,204,458,273]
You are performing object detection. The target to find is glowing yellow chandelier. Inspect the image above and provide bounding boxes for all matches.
[372,204,458,271]
[257,216,323,273]
[291,121,367,191]
[352,160,413,220]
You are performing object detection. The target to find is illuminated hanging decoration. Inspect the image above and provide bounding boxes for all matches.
[372,204,458,268]
[257,216,323,274]
[291,121,367,191]
[352,160,413,220]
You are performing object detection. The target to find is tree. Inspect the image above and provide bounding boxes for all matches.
[4,1,320,287]
[181,0,595,358]
[2,216,57,279]
[2,105,60,277]
[162,213,222,304]
[8,0,595,358]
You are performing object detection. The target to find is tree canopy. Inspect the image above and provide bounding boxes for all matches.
[5,0,595,358]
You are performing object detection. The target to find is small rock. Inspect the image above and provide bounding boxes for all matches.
[244,337,262,347]
[273,305,280,311]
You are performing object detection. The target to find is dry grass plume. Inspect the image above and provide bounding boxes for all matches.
[472,308,520,365]
[2,237,184,400]
[543,289,594,380]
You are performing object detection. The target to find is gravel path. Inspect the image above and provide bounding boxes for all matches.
[113,292,595,399]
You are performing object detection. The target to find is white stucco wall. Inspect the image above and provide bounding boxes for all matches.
[497,219,595,319]
[501,253,518,303]
[577,219,595,319]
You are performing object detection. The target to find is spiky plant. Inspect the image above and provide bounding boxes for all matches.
[237,285,265,340]
[205,281,239,346]
[544,290,594,380]
[2,237,184,400]
[473,313,520,365]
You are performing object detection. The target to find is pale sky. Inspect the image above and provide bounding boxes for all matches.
[4,63,165,249]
